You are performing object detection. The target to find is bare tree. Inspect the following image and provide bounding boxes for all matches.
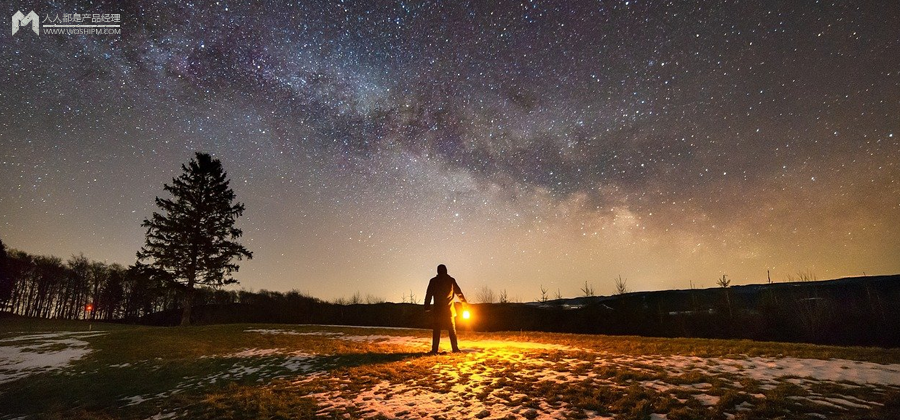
[717,275,732,318]
[476,285,496,303]
[539,285,549,303]
[716,274,731,288]
[365,294,385,304]
[401,289,420,304]
[349,291,363,305]
[786,269,817,282]
[613,275,628,295]
[580,281,595,297]
[689,280,699,311]
[798,269,817,282]
[554,288,563,300]
[498,289,509,304]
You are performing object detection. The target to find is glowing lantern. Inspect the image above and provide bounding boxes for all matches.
[462,310,471,319]
[86,304,94,312]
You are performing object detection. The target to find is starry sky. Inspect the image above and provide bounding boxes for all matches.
[2,0,898,302]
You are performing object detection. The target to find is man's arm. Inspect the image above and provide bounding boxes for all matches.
[453,279,467,303]
[424,280,433,311]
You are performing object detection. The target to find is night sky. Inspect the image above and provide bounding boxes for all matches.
[2,1,898,302]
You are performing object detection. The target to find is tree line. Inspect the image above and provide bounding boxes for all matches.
[0,241,178,321]
[0,238,327,323]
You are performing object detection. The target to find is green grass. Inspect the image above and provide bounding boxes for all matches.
[1,318,899,419]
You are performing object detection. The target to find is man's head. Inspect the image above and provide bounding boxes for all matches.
[437,264,447,275]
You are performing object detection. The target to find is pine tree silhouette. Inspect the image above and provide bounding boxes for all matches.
[138,152,252,325]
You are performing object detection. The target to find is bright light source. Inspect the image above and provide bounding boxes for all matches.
[462,310,471,319]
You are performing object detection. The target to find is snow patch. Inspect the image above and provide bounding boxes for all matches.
[228,348,282,358]
[693,393,720,406]
[599,352,900,387]
[0,331,104,384]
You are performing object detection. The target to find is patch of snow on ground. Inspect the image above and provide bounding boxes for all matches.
[122,395,148,406]
[0,331,106,344]
[244,328,343,336]
[821,397,873,409]
[312,324,425,331]
[228,348,282,358]
[244,328,295,335]
[0,331,105,384]
[198,351,319,385]
[281,354,317,372]
[641,380,675,392]
[604,353,900,387]
[145,411,178,420]
[693,393,720,406]
[734,356,900,386]
[735,401,754,411]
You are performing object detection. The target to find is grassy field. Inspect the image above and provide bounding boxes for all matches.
[1,318,899,419]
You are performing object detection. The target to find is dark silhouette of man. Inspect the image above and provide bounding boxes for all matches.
[424,264,467,354]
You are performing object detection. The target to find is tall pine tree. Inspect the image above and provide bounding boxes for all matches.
[138,152,252,325]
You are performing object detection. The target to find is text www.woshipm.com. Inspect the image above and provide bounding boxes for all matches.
[43,28,121,35]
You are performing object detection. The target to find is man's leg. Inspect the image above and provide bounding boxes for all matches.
[431,313,441,353]
[448,315,460,352]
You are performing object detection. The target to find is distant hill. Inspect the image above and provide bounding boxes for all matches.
[529,274,897,309]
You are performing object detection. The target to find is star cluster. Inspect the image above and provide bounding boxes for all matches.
[1,0,898,301]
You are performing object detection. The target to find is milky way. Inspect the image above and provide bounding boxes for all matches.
[2,1,898,301]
